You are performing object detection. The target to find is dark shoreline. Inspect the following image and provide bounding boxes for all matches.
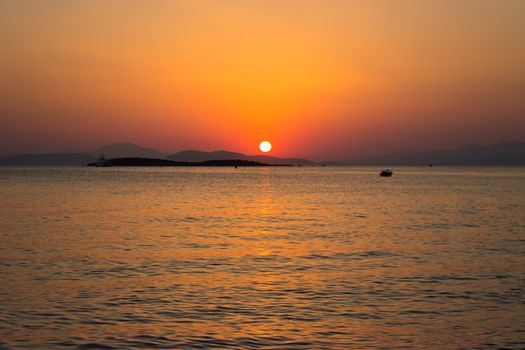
[87,157,292,167]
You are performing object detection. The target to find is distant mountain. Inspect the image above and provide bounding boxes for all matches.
[2,141,523,167]
[167,150,316,165]
[246,155,317,166]
[167,150,246,162]
[347,141,525,165]
[89,143,166,159]
[0,153,96,166]
[0,142,166,166]
[87,157,287,167]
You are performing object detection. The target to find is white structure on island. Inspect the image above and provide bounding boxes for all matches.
[95,154,112,167]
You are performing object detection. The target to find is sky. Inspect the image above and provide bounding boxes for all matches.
[1,0,524,160]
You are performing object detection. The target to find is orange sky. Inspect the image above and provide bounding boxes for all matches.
[1,0,524,159]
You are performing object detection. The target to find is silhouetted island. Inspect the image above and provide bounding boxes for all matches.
[2,141,524,166]
[86,157,292,167]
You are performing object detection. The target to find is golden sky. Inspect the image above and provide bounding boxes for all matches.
[1,0,524,159]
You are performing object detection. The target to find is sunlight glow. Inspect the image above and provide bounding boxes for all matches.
[259,141,272,153]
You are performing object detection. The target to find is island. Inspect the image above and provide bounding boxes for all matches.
[87,157,292,167]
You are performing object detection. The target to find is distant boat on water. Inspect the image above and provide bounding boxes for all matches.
[95,154,112,167]
[380,169,393,177]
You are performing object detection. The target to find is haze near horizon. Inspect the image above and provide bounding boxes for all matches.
[1,1,524,159]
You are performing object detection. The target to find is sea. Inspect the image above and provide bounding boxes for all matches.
[0,166,524,349]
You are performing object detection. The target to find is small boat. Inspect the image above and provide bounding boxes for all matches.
[95,154,112,167]
[380,169,393,177]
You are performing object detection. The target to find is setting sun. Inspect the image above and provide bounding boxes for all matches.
[0,1,524,349]
[259,141,272,153]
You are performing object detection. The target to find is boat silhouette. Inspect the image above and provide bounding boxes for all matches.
[380,169,393,177]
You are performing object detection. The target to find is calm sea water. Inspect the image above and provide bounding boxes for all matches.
[0,166,524,349]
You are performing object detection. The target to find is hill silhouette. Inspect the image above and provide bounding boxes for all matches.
[0,153,96,166]
[1,141,524,166]
[167,150,245,162]
[86,158,287,167]
[346,141,525,165]
[89,143,166,159]
[167,150,315,166]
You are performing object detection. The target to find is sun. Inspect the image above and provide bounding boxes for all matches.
[259,141,272,153]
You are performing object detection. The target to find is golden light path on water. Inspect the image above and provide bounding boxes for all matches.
[0,166,524,349]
